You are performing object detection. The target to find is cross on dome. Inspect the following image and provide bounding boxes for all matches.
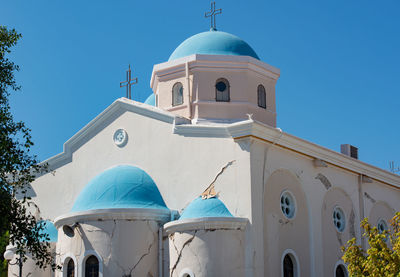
[120,65,138,100]
[205,1,222,31]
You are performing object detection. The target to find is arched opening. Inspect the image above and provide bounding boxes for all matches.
[215,78,230,102]
[283,254,295,277]
[335,264,348,277]
[63,257,75,277]
[67,258,74,277]
[85,255,99,277]
[179,268,195,277]
[172,82,183,106]
[257,84,266,108]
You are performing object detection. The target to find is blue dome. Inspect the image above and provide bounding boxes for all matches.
[144,93,155,106]
[169,30,260,61]
[37,220,58,242]
[71,165,168,212]
[179,197,233,220]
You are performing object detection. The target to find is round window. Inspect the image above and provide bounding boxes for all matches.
[333,207,346,232]
[377,219,388,233]
[280,191,295,219]
[216,80,227,92]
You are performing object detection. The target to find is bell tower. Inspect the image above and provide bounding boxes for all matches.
[150,30,280,126]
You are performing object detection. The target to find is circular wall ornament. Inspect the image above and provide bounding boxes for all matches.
[113,129,128,147]
[333,206,346,232]
[280,191,296,219]
[377,219,388,234]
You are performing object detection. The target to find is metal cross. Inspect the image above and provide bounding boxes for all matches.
[120,65,138,100]
[205,2,222,31]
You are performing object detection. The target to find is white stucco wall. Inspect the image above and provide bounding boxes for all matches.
[27,100,400,277]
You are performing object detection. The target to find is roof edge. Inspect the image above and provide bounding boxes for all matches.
[40,98,189,172]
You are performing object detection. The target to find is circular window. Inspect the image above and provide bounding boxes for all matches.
[216,81,227,92]
[113,129,128,147]
[280,191,295,219]
[333,207,346,232]
[377,219,388,233]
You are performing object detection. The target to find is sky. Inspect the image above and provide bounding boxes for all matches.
[1,0,400,172]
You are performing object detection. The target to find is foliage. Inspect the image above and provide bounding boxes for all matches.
[0,26,54,270]
[342,212,400,277]
[0,232,8,276]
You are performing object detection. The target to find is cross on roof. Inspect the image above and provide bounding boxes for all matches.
[120,65,138,100]
[205,2,222,31]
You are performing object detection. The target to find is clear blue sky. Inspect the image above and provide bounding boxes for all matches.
[2,0,400,172]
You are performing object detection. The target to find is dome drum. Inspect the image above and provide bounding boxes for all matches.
[151,52,280,126]
[164,197,248,277]
[55,217,161,277]
[165,217,248,277]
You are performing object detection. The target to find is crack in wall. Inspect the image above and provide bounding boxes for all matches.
[128,236,154,276]
[170,231,197,277]
[120,221,156,277]
[201,160,235,199]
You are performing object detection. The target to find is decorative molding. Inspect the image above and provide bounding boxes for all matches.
[173,124,230,138]
[151,54,280,89]
[54,208,171,228]
[193,99,277,114]
[163,217,248,234]
[226,120,400,188]
[313,158,328,168]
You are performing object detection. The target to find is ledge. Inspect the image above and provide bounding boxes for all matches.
[54,208,171,228]
[163,217,248,234]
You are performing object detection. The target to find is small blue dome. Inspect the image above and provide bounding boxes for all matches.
[169,30,260,61]
[71,165,168,212]
[144,93,155,106]
[179,197,233,220]
[37,220,58,242]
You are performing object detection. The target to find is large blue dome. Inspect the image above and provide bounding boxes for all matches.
[71,165,168,212]
[169,30,260,61]
[179,197,233,220]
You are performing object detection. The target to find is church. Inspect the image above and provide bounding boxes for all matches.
[4,5,400,277]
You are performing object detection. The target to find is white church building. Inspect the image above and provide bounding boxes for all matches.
[5,23,400,277]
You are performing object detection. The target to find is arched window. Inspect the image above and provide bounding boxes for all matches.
[257,84,266,108]
[283,254,294,277]
[215,78,230,102]
[172,82,183,106]
[67,258,75,277]
[179,268,195,277]
[335,264,348,277]
[85,255,99,277]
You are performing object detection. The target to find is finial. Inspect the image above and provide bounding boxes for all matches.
[205,2,222,31]
[120,65,138,100]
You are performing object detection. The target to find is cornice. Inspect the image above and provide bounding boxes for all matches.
[54,208,171,228]
[150,54,280,89]
[226,120,400,188]
[163,217,248,234]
